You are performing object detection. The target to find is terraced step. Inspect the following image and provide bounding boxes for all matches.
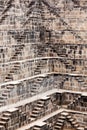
[0,117,9,122]
[56,122,63,126]
[30,113,38,118]
[32,110,40,114]
[3,112,11,118]
[54,125,61,129]
[33,127,41,130]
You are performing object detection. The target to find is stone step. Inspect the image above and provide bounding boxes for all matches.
[54,125,61,129]
[3,112,11,117]
[67,115,72,119]
[34,107,41,111]
[33,127,41,130]
[2,93,8,97]
[32,110,40,114]
[0,117,9,122]
[72,121,77,125]
[74,123,79,128]
[69,118,75,122]
[56,122,63,126]
[30,113,37,118]
[59,116,66,120]
[0,121,7,126]
[61,112,69,116]
[36,104,44,107]
[57,119,64,123]
[0,125,5,130]
[37,100,44,104]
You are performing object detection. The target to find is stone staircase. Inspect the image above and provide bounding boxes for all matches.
[30,99,44,121]
[37,45,44,57]
[0,0,13,23]
[66,114,84,130]
[54,112,83,130]
[54,112,68,130]
[31,77,44,95]
[0,108,19,130]
[33,126,41,130]
[34,60,43,75]
[34,65,41,75]
[42,0,84,43]
[0,85,14,106]
[0,111,11,129]
[67,115,79,129]
[4,44,25,82]
[5,62,21,82]
[31,83,38,96]
[10,44,25,61]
